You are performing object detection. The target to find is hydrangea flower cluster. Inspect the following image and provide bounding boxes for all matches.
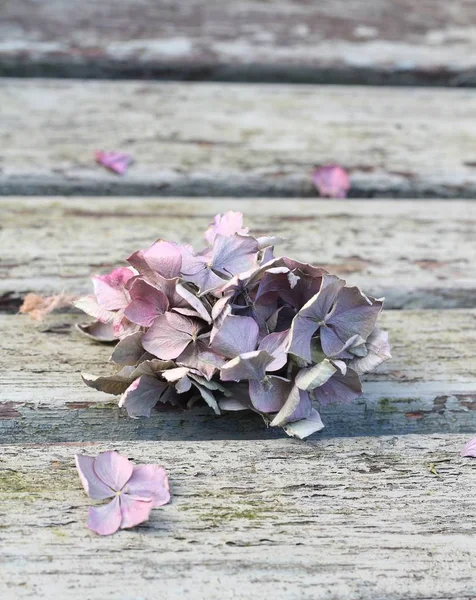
[76,212,391,439]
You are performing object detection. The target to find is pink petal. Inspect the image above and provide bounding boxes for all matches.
[258,330,289,371]
[312,165,350,198]
[119,376,170,417]
[95,150,133,175]
[124,279,169,327]
[142,312,198,360]
[119,495,153,529]
[125,465,171,508]
[93,451,133,492]
[205,211,249,244]
[461,437,476,458]
[88,496,122,535]
[128,240,182,279]
[92,268,134,311]
[75,454,114,500]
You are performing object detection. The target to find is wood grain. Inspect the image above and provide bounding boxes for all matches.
[3,80,476,196]
[2,198,476,309]
[1,435,476,599]
[2,307,476,444]
[2,0,476,85]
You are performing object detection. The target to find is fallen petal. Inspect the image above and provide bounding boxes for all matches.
[95,150,133,175]
[461,437,476,458]
[75,454,114,500]
[93,451,133,492]
[119,496,153,529]
[313,165,350,198]
[88,496,122,535]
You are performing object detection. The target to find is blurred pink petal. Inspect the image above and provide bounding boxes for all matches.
[74,454,114,500]
[95,150,133,175]
[93,451,133,491]
[88,496,122,536]
[125,465,171,507]
[461,437,476,457]
[313,165,350,198]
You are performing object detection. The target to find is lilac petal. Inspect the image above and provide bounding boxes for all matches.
[205,211,249,244]
[212,234,259,277]
[284,409,324,439]
[323,288,383,355]
[313,368,362,407]
[177,340,225,381]
[249,376,292,413]
[75,454,114,500]
[125,465,170,507]
[76,320,117,342]
[295,359,337,391]
[88,496,122,536]
[349,328,392,375]
[119,376,170,417]
[124,279,169,327]
[142,312,199,360]
[175,283,212,323]
[74,295,114,324]
[119,496,153,529]
[92,268,133,310]
[128,240,182,280]
[110,332,145,366]
[258,330,289,371]
[211,315,259,359]
[287,275,346,362]
[313,165,350,198]
[220,350,274,382]
[93,451,133,492]
[270,385,310,427]
[461,437,476,458]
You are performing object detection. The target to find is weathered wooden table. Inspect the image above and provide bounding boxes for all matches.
[2,3,476,599]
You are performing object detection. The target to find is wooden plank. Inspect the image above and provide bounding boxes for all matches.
[2,0,476,86]
[2,308,476,444]
[3,80,476,197]
[2,198,476,309]
[1,435,476,599]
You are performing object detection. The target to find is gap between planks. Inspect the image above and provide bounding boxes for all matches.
[3,80,476,197]
[2,0,476,87]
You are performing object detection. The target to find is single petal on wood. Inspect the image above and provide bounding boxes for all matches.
[461,437,476,458]
[95,150,133,175]
[119,376,170,417]
[88,496,122,536]
[93,451,133,492]
[313,165,350,198]
[75,454,114,500]
[110,332,144,366]
[220,350,274,382]
[284,409,325,439]
[125,465,171,508]
[211,314,259,359]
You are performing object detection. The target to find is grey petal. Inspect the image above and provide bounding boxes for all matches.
[110,332,144,365]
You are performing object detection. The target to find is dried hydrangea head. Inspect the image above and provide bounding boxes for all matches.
[76,211,391,439]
